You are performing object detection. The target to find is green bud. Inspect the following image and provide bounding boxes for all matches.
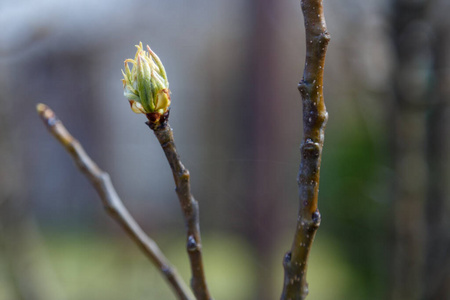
[122,42,171,116]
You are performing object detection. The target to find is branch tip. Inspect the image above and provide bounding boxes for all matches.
[36,103,47,113]
[36,103,56,123]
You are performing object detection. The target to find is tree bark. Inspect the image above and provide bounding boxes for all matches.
[281,1,330,299]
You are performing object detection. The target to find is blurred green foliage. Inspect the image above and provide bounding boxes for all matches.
[319,102,390,300]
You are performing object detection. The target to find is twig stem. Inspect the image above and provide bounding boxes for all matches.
[281,1,330,299]
[36,104,193,300]
[148,121,212,300]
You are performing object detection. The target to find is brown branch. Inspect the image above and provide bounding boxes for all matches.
[148,120,212,300]
[36,104,194,300]
[281,1,330,299]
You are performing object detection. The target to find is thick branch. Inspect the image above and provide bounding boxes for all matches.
[148,121,212,300]
[36,104,193,300]
[281,1,330,299]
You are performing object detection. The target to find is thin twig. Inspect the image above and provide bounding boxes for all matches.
[36,104,194,300]
[280,1,330,299]
[148,120,212,300]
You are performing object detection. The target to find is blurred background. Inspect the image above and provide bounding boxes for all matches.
[1,0,449,299]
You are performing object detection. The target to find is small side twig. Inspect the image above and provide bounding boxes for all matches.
[148,120,212,300]
[36,104,193,300]
[281,1,330,299]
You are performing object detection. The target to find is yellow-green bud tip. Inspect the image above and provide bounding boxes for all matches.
[121,42,171,116]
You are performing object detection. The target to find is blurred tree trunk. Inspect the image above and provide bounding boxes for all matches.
[389,0,450,299]
[390,0,431,299]
[424,8,450,299]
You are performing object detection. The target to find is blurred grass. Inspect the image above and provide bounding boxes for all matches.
[0,257,15,300]
[1,229,360,300]
[42,230,260,300]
